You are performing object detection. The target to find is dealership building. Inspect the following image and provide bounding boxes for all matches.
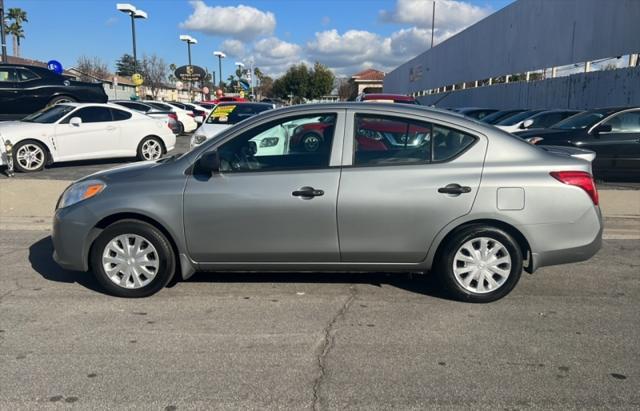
[383,0,640,109]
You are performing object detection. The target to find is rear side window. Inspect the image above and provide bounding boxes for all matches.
[353,114,476,166]
[117,102,149,112]
[111,108,132,121]
[0,68,17,82]
[16,68,39,81]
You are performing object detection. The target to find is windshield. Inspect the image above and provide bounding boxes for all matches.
[552,110,609,130]
[205,104,269,125]
[496,110,542,126]
[21,105,76,123]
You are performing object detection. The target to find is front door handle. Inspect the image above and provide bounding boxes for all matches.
[292,186,324,198]
[106,126,117,131]
[438,183,472,195]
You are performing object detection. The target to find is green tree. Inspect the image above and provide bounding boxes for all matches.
[309,62,334,99]
[115,54,137,76]
[4,8,28,57]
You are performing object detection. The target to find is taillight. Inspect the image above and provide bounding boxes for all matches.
[550,171,599,205]
[168,113,178,121]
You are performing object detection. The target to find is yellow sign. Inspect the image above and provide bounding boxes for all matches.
[212,105,236,116]
[132,73,144,86]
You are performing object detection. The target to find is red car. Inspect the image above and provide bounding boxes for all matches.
[356,93,420,105]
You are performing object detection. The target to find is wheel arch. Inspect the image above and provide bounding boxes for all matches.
[428,218,533,274]
[13,138,55,164]
[89,212,194,279]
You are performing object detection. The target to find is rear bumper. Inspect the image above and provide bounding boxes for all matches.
[528,207,603,272]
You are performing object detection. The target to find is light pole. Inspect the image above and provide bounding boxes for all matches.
[213,51,226,90]
[116,3,147,74]
[0,0,8,63]
[180,35,197,99]
[235,62,245,94]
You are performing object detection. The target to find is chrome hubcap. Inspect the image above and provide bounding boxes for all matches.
[141,139,162,160]
[16,144,45,170]
[453,237,511,294]
[102,234,160,289]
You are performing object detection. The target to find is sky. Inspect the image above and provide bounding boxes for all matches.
[11,0,513,79]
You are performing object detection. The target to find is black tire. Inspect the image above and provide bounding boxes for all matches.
[48,95,76,106]
[90,220,176,298]
[436,225,523,303]
[12,140,48,173]
[136,136,165,161]
[177,121,185,135]
[301,133,323,152]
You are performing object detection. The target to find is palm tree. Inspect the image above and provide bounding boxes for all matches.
[4,8,28,57]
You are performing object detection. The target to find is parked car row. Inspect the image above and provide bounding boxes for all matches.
[448,105,640,178]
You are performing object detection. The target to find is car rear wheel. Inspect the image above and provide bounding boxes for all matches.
[176,121,185,135]
[13,141,48,172]
[48,95,76,106]
[90,220,176,298]
[137,136,164,161]
[437,225,523,303]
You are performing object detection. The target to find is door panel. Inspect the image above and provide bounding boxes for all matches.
[183,110,346,263]
[338,111,487,263]
[54,107,120,160]
[184,170,341,262]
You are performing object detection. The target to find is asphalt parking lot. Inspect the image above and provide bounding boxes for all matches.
[1,132,639,409]
[0,229,638,409]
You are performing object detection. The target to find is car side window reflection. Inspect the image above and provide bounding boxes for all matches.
[603,111,640,133]
[217,113,337,173]
[61,107,113,124]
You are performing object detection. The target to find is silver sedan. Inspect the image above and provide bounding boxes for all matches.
[52,103,602,302]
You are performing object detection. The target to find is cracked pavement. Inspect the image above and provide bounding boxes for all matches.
[0,229,639,409]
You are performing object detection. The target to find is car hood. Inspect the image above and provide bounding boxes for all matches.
[80,159,164,183]
[197,123,231,138]
[0,121,50,139]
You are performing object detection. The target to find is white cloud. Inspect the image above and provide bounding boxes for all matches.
[252,37,304,76]
[221,39,245,58]
[380,0,492,32]
[180,1,276,40]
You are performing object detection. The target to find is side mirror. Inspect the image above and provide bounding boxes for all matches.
[195,150,220,175]
[521,119,534,129]
[69,117,82,127]
[593,124,612,134]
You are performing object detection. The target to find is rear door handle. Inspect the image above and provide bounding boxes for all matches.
[438,183,472,195]
[292,186,324,198]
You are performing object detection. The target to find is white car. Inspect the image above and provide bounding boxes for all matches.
[144,100,197,134]
[0,103,176,173]
[190,102,274,148]
[494,109,544,133]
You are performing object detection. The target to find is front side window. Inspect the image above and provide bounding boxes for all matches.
[603,111,640,133]
[65,107,112,123]
[353,114,475,166]
[216,113,337,173]
[553,110,609,130]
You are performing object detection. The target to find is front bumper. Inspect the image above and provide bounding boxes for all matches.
[52,205,100,272]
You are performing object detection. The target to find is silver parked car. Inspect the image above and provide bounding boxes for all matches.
[52,103,602,302]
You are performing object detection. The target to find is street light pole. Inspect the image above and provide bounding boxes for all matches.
[116,4,147,73]
[214,51,226,90]
[0,0,8,62]
[180,35,197,101]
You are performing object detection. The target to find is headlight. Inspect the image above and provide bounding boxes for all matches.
[57,179,106,209]
[260,137,279,147]
[526,137,544,145]
[192,134,207,146]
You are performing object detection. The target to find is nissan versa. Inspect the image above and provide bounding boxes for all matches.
[52,103,603,302]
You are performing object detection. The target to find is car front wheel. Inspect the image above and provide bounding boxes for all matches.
[90,220,176,298]
[13,141,48,172]
[437,225,523,303]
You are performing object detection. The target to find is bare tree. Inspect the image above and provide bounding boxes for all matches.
[75,56,110,81]
[338,78,356,101]
[140,54,168,99]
